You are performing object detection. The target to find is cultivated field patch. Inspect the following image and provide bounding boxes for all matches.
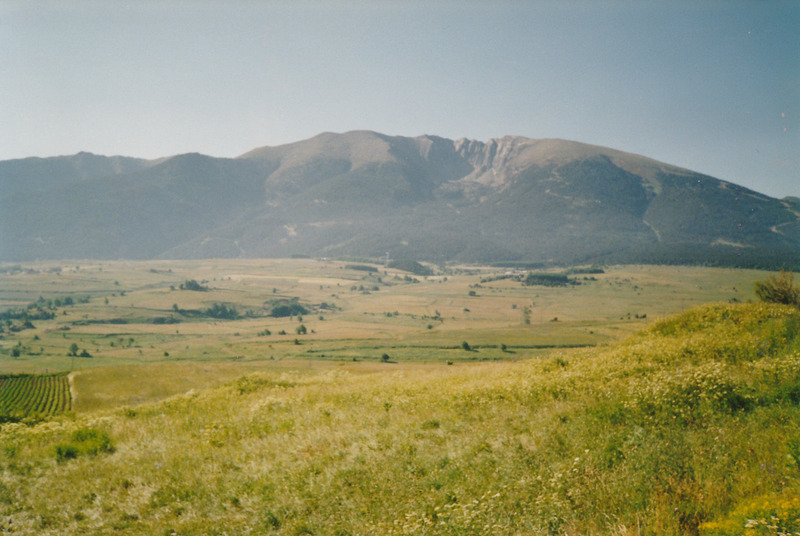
[0,373,71,419]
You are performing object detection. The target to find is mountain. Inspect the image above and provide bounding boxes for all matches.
[1,131,798,268]
[0,152,159,198]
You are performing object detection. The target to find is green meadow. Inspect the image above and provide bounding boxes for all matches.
[1,259,798,534]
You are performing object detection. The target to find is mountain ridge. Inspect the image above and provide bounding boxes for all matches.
[1,131,798,268]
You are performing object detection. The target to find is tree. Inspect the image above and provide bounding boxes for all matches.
[754,270,800,306]
[381,353,390,362]
[296,324,307,335]
[461,341,471,351]
[68,342,79,356]
[180,279,207,291]
[206,303,238,320]
[268,298,308,318]
[523,273,572,287]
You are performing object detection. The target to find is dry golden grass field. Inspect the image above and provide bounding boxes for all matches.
[0,300,796,534]
[0,259,765,412]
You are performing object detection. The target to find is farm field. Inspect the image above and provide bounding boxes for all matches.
[0,258,767,414]
[0,374,71,419]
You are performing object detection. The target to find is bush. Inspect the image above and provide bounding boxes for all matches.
[55,428,115,462]
[268,298,308,318]
[55,444,79,461]
[205,303,238,320]
[754,270,800,306]
[179,279,207,291]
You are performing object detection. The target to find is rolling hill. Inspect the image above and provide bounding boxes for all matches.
[1,131,798,267]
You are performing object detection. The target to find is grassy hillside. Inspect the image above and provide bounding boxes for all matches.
[1,301,798,535]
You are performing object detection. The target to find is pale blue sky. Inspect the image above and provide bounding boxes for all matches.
[1,1,798,198]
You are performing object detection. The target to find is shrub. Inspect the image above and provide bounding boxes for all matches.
[268,298,308,318]
[179,279,207,291]
[754,270,800,306]
[55,428,115,462]
[421,419,440,430]
[55,444,79,461]
[205,303,238,320]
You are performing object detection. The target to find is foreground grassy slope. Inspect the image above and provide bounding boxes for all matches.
[1,302,799,535]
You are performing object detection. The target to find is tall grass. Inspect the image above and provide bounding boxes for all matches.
[0,302,798,535]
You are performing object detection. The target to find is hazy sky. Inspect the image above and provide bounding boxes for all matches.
[2,1,798,198]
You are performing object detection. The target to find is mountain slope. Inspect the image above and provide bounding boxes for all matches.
[1,132,798,267]
[1,154,265,260]
[0,152,159,198]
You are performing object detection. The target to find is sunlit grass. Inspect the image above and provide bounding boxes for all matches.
[2,260,766,378]
[1,301,798,534]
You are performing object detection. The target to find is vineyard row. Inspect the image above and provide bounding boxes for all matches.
[0,374,71,418]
